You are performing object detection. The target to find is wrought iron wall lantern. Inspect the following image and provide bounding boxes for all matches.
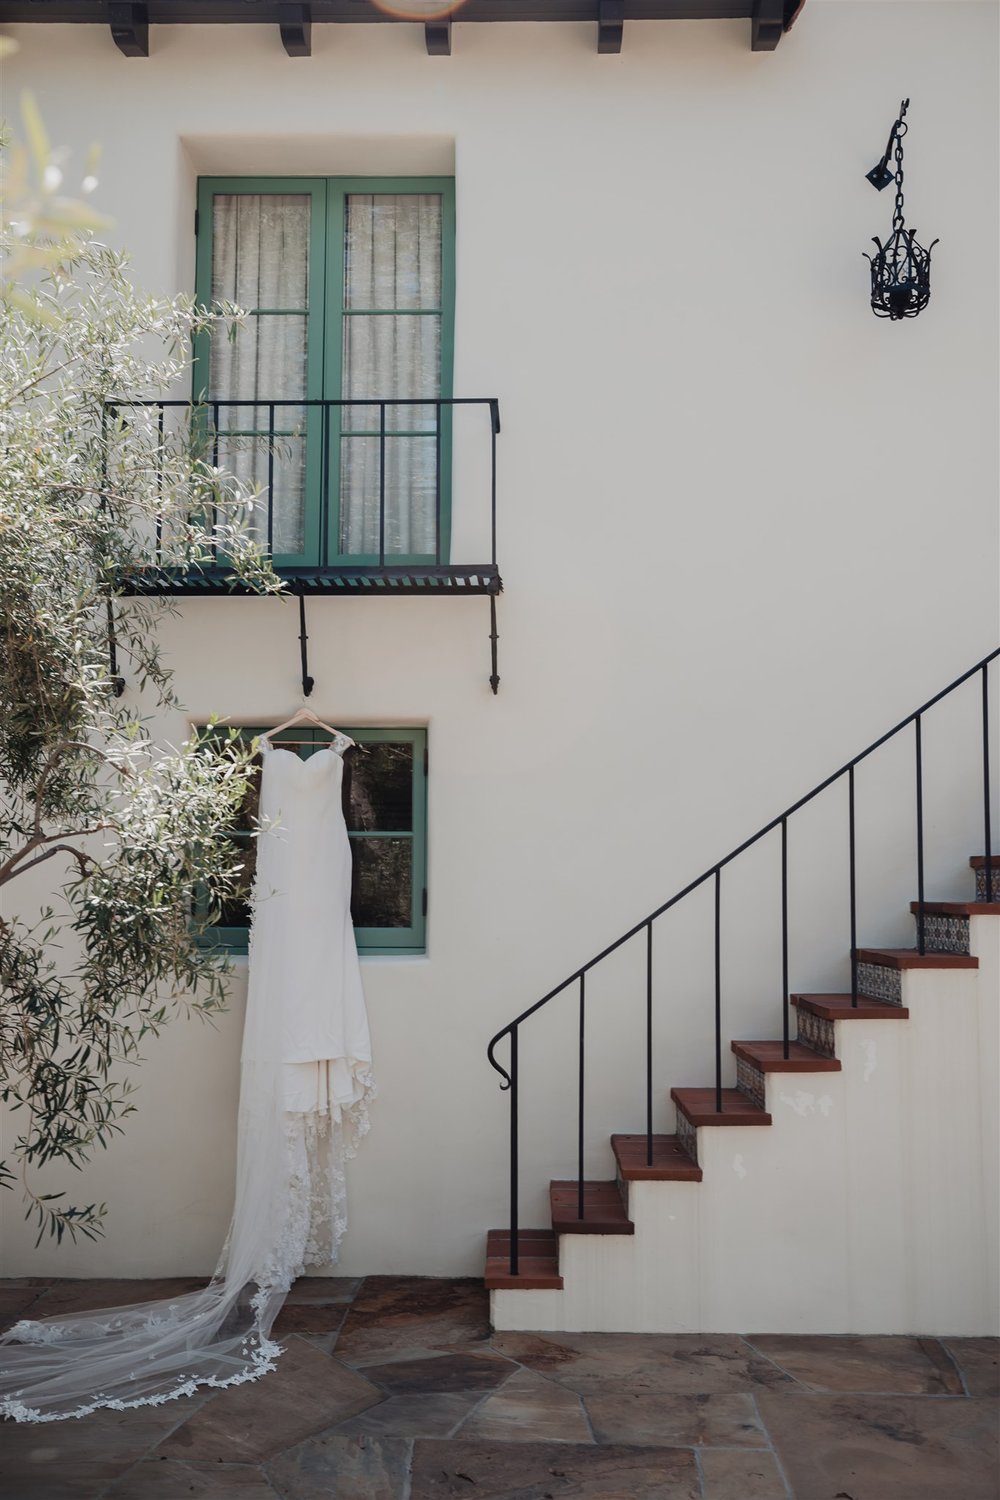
[864,98,938,321]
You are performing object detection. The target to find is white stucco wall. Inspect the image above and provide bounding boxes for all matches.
[2,2,998,1289]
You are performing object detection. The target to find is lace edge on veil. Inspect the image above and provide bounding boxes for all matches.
[0,1335,284,1425]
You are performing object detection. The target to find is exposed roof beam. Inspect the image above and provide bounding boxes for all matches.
[9,2,808,55]
[597,0,623,53]
[279,1,312,54]
[425,17,451,54]
[109,0,148,54]
[751,0,783,51]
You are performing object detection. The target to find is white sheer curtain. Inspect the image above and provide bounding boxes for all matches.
[209,194,310,556]
[340,193,442,558]
[207,189,443,561]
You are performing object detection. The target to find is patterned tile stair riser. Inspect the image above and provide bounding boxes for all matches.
[855,961,903,1006]
[735,1056,767,1113]
[796,1007,836,1059]
[917,912,971,955]
[675,1110,698,1168]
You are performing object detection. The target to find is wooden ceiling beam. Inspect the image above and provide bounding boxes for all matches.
[425,17,452,54]
[751,0,783,51]
[279,1,312,54]
[597,0,623,53]
[109,1,148,55]
[12,2,809,54]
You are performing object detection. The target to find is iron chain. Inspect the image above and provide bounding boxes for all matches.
[892,100,909,231]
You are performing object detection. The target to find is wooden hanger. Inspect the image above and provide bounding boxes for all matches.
[263,707,355,754]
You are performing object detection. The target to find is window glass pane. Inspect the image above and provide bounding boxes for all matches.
[343,194,441,311]
[208,196,311,556]
[212,194,311,309]
[346,742,414,831]
[215,423,306,556]
[212,759,260,927]
[209,315,309,403]
[342,314,440,425]
[339,435,436,556]
[350,837,413,928]
[207,311,309,556]
[340,402,438,438]
[217,834,255,929]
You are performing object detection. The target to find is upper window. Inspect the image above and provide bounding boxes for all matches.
[194,177,456,569]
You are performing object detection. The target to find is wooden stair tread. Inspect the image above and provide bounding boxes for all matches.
[485,1229,563,1290]
[671,1088,771,1126]
[486,1230,560,1256]
[855,947,978,970]
[732,1039,841,1072]
[611,1134,702,1181]
[910,900,999,916]
[792,992,909,1020]
[550,1180,634,1234]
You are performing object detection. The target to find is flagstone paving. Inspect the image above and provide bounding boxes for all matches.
[0,1276,995,1499]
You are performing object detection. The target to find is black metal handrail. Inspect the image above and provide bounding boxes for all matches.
[109,396,501,574]
[487,649,999,1276]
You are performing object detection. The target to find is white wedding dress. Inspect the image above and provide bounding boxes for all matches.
[0,740,374,1423]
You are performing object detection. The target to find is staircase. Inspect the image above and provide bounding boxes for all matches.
[484,656,1000,1337]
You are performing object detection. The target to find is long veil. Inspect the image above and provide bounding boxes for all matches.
[0,743,375,1423]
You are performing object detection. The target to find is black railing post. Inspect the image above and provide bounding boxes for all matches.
[156,404,164,559]
[489,596,500,696]
[849,765,859,1006]
[781,817,789,1056]
[434,399,442,565]
[319,401,329,568]
[984,664,994,903]
[509,1025,519,1276]
[378,400,386,569]
[267,402,275,556]
[490,399,499,570]
[915,714,925,954]
[577,974,586,1220]
[646,921,653,1166]
[714,867,722,1113]
[105,599,125,698]
[211,401,220,563]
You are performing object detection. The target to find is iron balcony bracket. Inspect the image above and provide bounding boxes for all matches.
[297,591,315,698]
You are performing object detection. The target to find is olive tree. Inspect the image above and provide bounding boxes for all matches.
[0,100,282,1243]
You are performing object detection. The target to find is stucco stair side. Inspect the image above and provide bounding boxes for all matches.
[490,906,999,1335]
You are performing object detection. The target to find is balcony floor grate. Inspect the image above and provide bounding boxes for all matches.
[121,565,503,598]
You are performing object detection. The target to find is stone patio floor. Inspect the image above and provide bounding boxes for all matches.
[0,1276,997,1500]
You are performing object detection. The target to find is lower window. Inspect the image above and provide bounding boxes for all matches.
[203,725,427,955]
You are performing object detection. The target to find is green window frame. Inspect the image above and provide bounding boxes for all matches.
[193,176,456,569]
[204,725,427,957]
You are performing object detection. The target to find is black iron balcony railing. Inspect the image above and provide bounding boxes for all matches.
[112,396,501,594]
[110,395,502,692]
[487,649,999,1275]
